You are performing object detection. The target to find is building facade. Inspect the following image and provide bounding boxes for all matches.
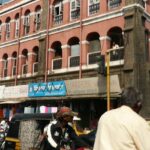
[0,0,150,127]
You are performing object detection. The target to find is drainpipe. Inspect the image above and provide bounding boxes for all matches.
[44,0,50,82]
[79,0,83,79]
[15,7,22,86]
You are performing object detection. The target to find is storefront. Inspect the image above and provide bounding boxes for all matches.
[0,75,121,128]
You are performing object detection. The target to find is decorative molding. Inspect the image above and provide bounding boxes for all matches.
[81,40,89,44]
[19,55,25,58]
[48,48,55,52]
[100,36,111,41]
[28,52,36,56]
[61,45,70,49]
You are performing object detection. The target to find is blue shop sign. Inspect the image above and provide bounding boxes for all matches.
[28,81,66,97]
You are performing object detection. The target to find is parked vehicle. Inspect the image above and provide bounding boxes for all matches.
[4,113,54,150]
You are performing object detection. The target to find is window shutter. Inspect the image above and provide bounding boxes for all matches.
[76,0,80,8]
[71,0,76,10]
[60,2,63,14]
[16,19,19,30]
[27,15,30,26]
[23,17,27,26]
[37,13,41,23]
[6,23,10,32]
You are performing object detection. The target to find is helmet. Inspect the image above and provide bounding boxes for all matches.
[56,107,78,118]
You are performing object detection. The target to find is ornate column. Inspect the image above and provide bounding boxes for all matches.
[61,44,70,68]
[100,36,111,55]
[18,55,26,77]
[0,59,4,78]
[7,57,13,77]
[28,52,36,75]
[48,48,55,72]
[81,40,89,66]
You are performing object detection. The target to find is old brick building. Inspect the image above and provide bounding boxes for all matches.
[0,0,149,126]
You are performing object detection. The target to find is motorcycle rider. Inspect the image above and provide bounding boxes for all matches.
[42,106,91,150]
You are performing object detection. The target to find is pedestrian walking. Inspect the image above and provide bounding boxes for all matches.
[93,86,150,150]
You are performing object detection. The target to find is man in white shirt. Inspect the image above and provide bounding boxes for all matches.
[93,87,150,150]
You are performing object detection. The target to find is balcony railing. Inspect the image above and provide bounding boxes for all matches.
[22,64,28,75]
[109,47,124,61]
[33,62,38,73]
[88,51,101,65]
[69,55,80,67]
[54,14,63,25]
[71,9,80,20]
[3,68,7,77]
[89,3,100,15]
[52,58,62,70]
[12,66,16,76]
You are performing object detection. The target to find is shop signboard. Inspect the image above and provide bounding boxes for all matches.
[28,81,66,97]
[3,85,28,99]
[0,85,5,99]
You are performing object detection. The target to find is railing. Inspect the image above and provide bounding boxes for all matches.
[87,51,101,65]
[71,9,80,20]
[69,55,80,67]
[12,66,16,76]
[89,3,100,15]
[3,68,7,77]
[33,62,38,73]
[6,31,10,40]
[52,58,62,70]
[35,23,41,31]
[54,14,63,25]
[15,29,19,38]
[109,47,124,61]
[22,64,28,75]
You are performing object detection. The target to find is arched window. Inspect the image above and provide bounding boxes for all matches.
[53,1,63,25]
[23,10,30,35]
[15,14,20,38]
[5,17,11,40]
[68,37,80,67]
[22,49,28,75]
[33,47,39,73]
[34,6,41,31]
[12,52,17,76]
[3,54,8,77]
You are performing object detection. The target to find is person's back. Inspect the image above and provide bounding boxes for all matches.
[94,87,150,150]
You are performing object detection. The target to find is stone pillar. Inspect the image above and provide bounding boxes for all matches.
[81,40,89,66]
[100,36,111,55]
[18,55,26,76]
[100,0,107,14]
[48,48,55,72]
[30,13,35,33]
[61,45,70,68]
[28,52,36,75]
[0,59,4,78]
[7,57,13,77]
[123,0,150,117]
[63,1,69,24]
[10,21,15,39]
[38,37,46,75]
[21,16,24,37]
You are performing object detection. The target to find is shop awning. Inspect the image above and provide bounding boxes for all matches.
[0,100,25,104]
[65,75,121,98]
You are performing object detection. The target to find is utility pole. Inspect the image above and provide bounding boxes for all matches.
[106,52,110,111]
